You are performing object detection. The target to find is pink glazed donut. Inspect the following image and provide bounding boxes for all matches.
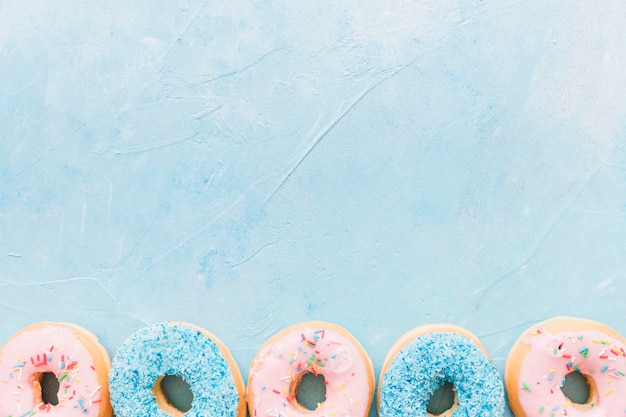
[505,317,626,417]
[247,321,374,417]
[0,322,112,417]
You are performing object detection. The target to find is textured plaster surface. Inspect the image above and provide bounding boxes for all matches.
[2,2,626,416]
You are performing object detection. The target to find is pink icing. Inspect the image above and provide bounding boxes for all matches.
[0,324,106,416]
[517,328,626,417]
[249,324,372,417]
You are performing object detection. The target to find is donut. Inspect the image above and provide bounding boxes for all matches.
[109,322,245,417]
[378,324,505,417]
[247,321,375,417]
[0,321,113,417]
[505,316,626,417]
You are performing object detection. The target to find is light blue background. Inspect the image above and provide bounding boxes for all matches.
[2,2,626,416]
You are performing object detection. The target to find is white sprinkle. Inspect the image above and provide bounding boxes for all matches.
[90,385,101,397]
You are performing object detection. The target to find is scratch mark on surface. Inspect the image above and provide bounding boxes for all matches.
[0,147,52,186]
[467,163,605,321]
[160,0,210,62]
[229,241,276,269]
[0,71,44,100]
[115,310,150,326]
[115,211,162,268]
[190,104,224,120]
[80,203,87,238]
[0,277,116,302]
[478,321,537,339]
[134,180,258,279]
[263,58,418,206]
[108,133,200,155]
[0,301,32,315]
[239,304,277,339]
[596,277,615,290]
[569,207,613,215]
[199,47,289,84]
[108,181,113,215]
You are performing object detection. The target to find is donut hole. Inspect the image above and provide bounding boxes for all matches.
[561,371,596,406]
[293,372,327,411]
[40,372,60,405]
[426,381,457,416]
[153,375,194,415]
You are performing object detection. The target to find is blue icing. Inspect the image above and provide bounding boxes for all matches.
[379,332,504,417]
[109,323,240,417]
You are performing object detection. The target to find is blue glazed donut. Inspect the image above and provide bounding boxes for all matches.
[378,324,504,417]
[109,322,245,417]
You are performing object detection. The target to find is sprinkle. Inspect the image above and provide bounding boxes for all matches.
[604,388,614,396]
[579,347,589,358]
[601,365,609,373]
[90,385,101,397]
[522,383,532,392]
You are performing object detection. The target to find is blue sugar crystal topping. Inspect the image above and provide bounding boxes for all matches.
[379,332,504,417]
[109,323,240,417]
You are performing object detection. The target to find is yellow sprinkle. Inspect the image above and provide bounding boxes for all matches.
[604,388,613,396]
[332,383,346,391]
[592,339,601,343]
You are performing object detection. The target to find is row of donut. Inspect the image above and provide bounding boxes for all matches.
[1,316,625,417]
